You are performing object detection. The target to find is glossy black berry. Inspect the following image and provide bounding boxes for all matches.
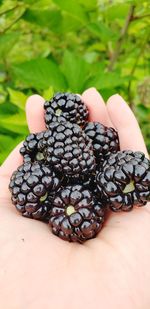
[20,132,45,163]
[84,122,120,166]
[74,173,100,198]
[96,151,150,211]
[44,92,89,127]
[9,162,63,221]
[42,122,96,178]
[49,185,106,242]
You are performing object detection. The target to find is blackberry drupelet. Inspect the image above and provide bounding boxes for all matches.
[20,132,45,163]
[44,92,89,127]
[84,122,120,166]
[49,185,106,242]
[96,151,150,211]
[9,162,62,221]
[75,173,100,198]
[42,122,96,178]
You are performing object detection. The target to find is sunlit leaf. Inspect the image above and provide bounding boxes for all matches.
[61,50,90,92]
[78,0,97,10]
[0,113,28,135]
[7,88,27,110]
[43,86,54,100]
[86,71,127,90]
[11,58,67,90]
[23,8,62,32]
[0,134,22,165]
[0,85,7,104]
[53,0,88,24]
[0,33,19,57]
[87,22,117,42]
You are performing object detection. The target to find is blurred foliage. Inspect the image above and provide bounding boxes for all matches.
[0,0,150,164]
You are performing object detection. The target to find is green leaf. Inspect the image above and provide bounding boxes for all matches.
[11,58,67,91]
[102,3,130,20]
[0,33,19,57]
[0,101,18,116]
[43,86,54,100]
[53,0,88,24]
[61,50,90,92]
[0,71,7,82]
[78,0,97,10]
[87,22,117,42]
[25,0,52,6]
[88,42,106,52]
[0,3,26,33]
[0,1,18,15]
[23,8,62,33]
[84,52,98,63]
[0,134,22,165]
[0,85,7,104]
[61,12,84,32]
[7,88,27,110]
[86,71,126,90]
[135,104,150,120]
[0,113,28,135]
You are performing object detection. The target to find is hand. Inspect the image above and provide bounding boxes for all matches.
[0,88,149,309]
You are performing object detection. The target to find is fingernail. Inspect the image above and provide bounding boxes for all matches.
[82,87,97,94]
[109,94,124,101]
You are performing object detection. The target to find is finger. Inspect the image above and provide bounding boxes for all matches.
[82,88,114,127]
[26,94,46,133]
[0,142,23,177]
[107,94,148,157]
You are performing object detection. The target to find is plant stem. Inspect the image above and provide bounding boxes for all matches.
[128,36,149,109]
[0,5,19,17]
[107,5,135,71]
[0,14,23,34]
[133,14,150,20]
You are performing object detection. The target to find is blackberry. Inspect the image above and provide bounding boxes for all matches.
[9,162,62,221]
[62,175,101,201]
[20,132,45,163]
[75,173,100,198]
[42,122,96,178]
[84,122,120,165]
[96,151,150,211]
[44,92,88,127]
[49,185,106,242]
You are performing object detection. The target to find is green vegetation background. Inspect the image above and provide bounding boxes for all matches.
[0,0,149,164]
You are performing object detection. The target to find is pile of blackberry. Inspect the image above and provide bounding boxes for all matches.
[9,92,150,243]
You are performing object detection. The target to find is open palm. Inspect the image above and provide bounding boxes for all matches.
[0,88,150,309]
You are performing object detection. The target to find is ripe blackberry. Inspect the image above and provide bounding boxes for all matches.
[44,92,88,127]
[84,122,120,165]
[61,173,101,200]
[49,185,106,242]
[96,151,150,211]
[9,162,62,221]
[20,132,45,163]
[42,122,96,178]
[75,173,100,198]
